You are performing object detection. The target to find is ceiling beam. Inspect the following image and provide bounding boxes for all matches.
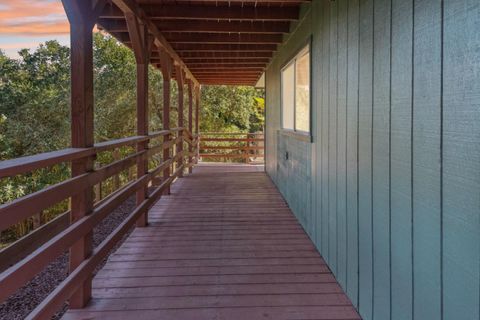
[164,32,283,44]
[194,73,263,77]
[181,58,271,64]
[109,0,198,86]
[187,64,267,69]
[98,19,289,34]
[170,43,277,52]
[178,52,273,59]
[137,0,310,3]
[100,4,300,21]
[200,80,256,82]
[191,68,263,72]
[154,20,290,34]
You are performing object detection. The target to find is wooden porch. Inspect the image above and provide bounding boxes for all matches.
[62,164,360,320]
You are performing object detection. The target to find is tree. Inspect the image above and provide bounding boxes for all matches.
[0,33,265,245]
[200,85,264,133]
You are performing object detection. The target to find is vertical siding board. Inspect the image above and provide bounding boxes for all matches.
[312,0,322,251]
[266,60,280,181]
[328,0,339,271]
[443,0,480,318]
[390,0,414,318]
[336,0,349,290]
[412,0,442,319]
[346,0,360,307]
[358,0,374,318]
[266,2,480,320]
[372,0,392,318]
[321,0,331,258]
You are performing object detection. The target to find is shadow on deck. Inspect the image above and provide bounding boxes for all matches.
[63,164,360,320]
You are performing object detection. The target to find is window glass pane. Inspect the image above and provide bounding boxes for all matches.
[281,63,295,130]
[295,51,310,132]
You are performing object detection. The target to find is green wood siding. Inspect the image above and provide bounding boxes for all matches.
[265,1,480,319]
[390,0,414,318]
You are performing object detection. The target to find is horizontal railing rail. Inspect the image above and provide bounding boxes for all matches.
[199,132,264,164]
[0,127,199,318]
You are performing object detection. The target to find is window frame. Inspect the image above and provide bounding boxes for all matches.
[280,42,311,139]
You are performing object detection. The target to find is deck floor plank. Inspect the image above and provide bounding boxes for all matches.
[62,164,360,320]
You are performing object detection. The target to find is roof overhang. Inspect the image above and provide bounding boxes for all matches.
[97,0,309,86]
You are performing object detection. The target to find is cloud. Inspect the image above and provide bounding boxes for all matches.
[0,0,68,36]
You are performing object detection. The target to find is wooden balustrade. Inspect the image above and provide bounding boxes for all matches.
[199,132,264,164]
[0,127,199,318]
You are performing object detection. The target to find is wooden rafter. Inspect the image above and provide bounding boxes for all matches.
[110,0,198,86]
[137,0,309,3]
[164,33,283,44]
[170,43,277,52]
[178,51,273,58]
[97,0,305,85]
[101,4,300,21]
[98,19,290,34]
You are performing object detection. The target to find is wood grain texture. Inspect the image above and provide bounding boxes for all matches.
[328,0,338,273]
[357,1,374,318]
[372,0,391,318]
[345,0,360,307]
[311,0,322,253]
[336,0,348,291]
[265,1,480,319]
[412,0,442,318]
[442,0,480,318]
[390,0,413,318]
[321,0,331,264]
[62,164,360,320]
[64,0,96,306]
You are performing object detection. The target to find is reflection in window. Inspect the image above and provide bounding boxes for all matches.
[295,50,310,132]
[281,62,295,130]
[281,45,310,133]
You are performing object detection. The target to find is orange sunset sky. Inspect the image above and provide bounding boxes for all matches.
[0,0,70,58]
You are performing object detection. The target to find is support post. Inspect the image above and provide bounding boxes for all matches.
[62,0,106,308]
[113,149,120,190]
[126,12,153,227]
[195,85,200,164]
[187,80,193,173]
[175,65,185,177]
[159,51,172,194]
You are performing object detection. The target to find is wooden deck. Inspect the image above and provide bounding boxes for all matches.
[63,164,360,320]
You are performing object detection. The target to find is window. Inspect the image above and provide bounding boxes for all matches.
[281,45,310,133]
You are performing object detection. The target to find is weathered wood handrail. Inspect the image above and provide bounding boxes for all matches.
[0,129,180,179]
[199,132,264,164]
[0,127,199,318]
[26,165,184,320]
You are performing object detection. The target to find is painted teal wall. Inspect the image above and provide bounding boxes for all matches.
[264,1,480,319]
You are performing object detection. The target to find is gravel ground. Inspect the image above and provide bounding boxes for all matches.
[0,196,137,320]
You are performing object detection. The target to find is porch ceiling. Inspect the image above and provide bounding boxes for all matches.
[97,0,309,86]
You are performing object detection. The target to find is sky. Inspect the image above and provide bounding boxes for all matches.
[0,0,70,58]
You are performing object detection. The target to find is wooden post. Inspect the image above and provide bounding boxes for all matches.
[32,212,42,230]
[159,51,172,194]
[195,85,200,164]
[94,162,102,201]
[94,183,102,202]
[62,0,106,309]
[126,12,153,227]
[113,149,120,190]
[187,80,193,173]
[128,166,135,181]
[175,65,185,177]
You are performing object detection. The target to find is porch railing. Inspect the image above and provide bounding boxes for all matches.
[0,128,198,319]
[199,132,264,164]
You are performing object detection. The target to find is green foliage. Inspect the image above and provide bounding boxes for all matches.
[0,33,264,245]
[93,33,136,141]
[200,85,265,133]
